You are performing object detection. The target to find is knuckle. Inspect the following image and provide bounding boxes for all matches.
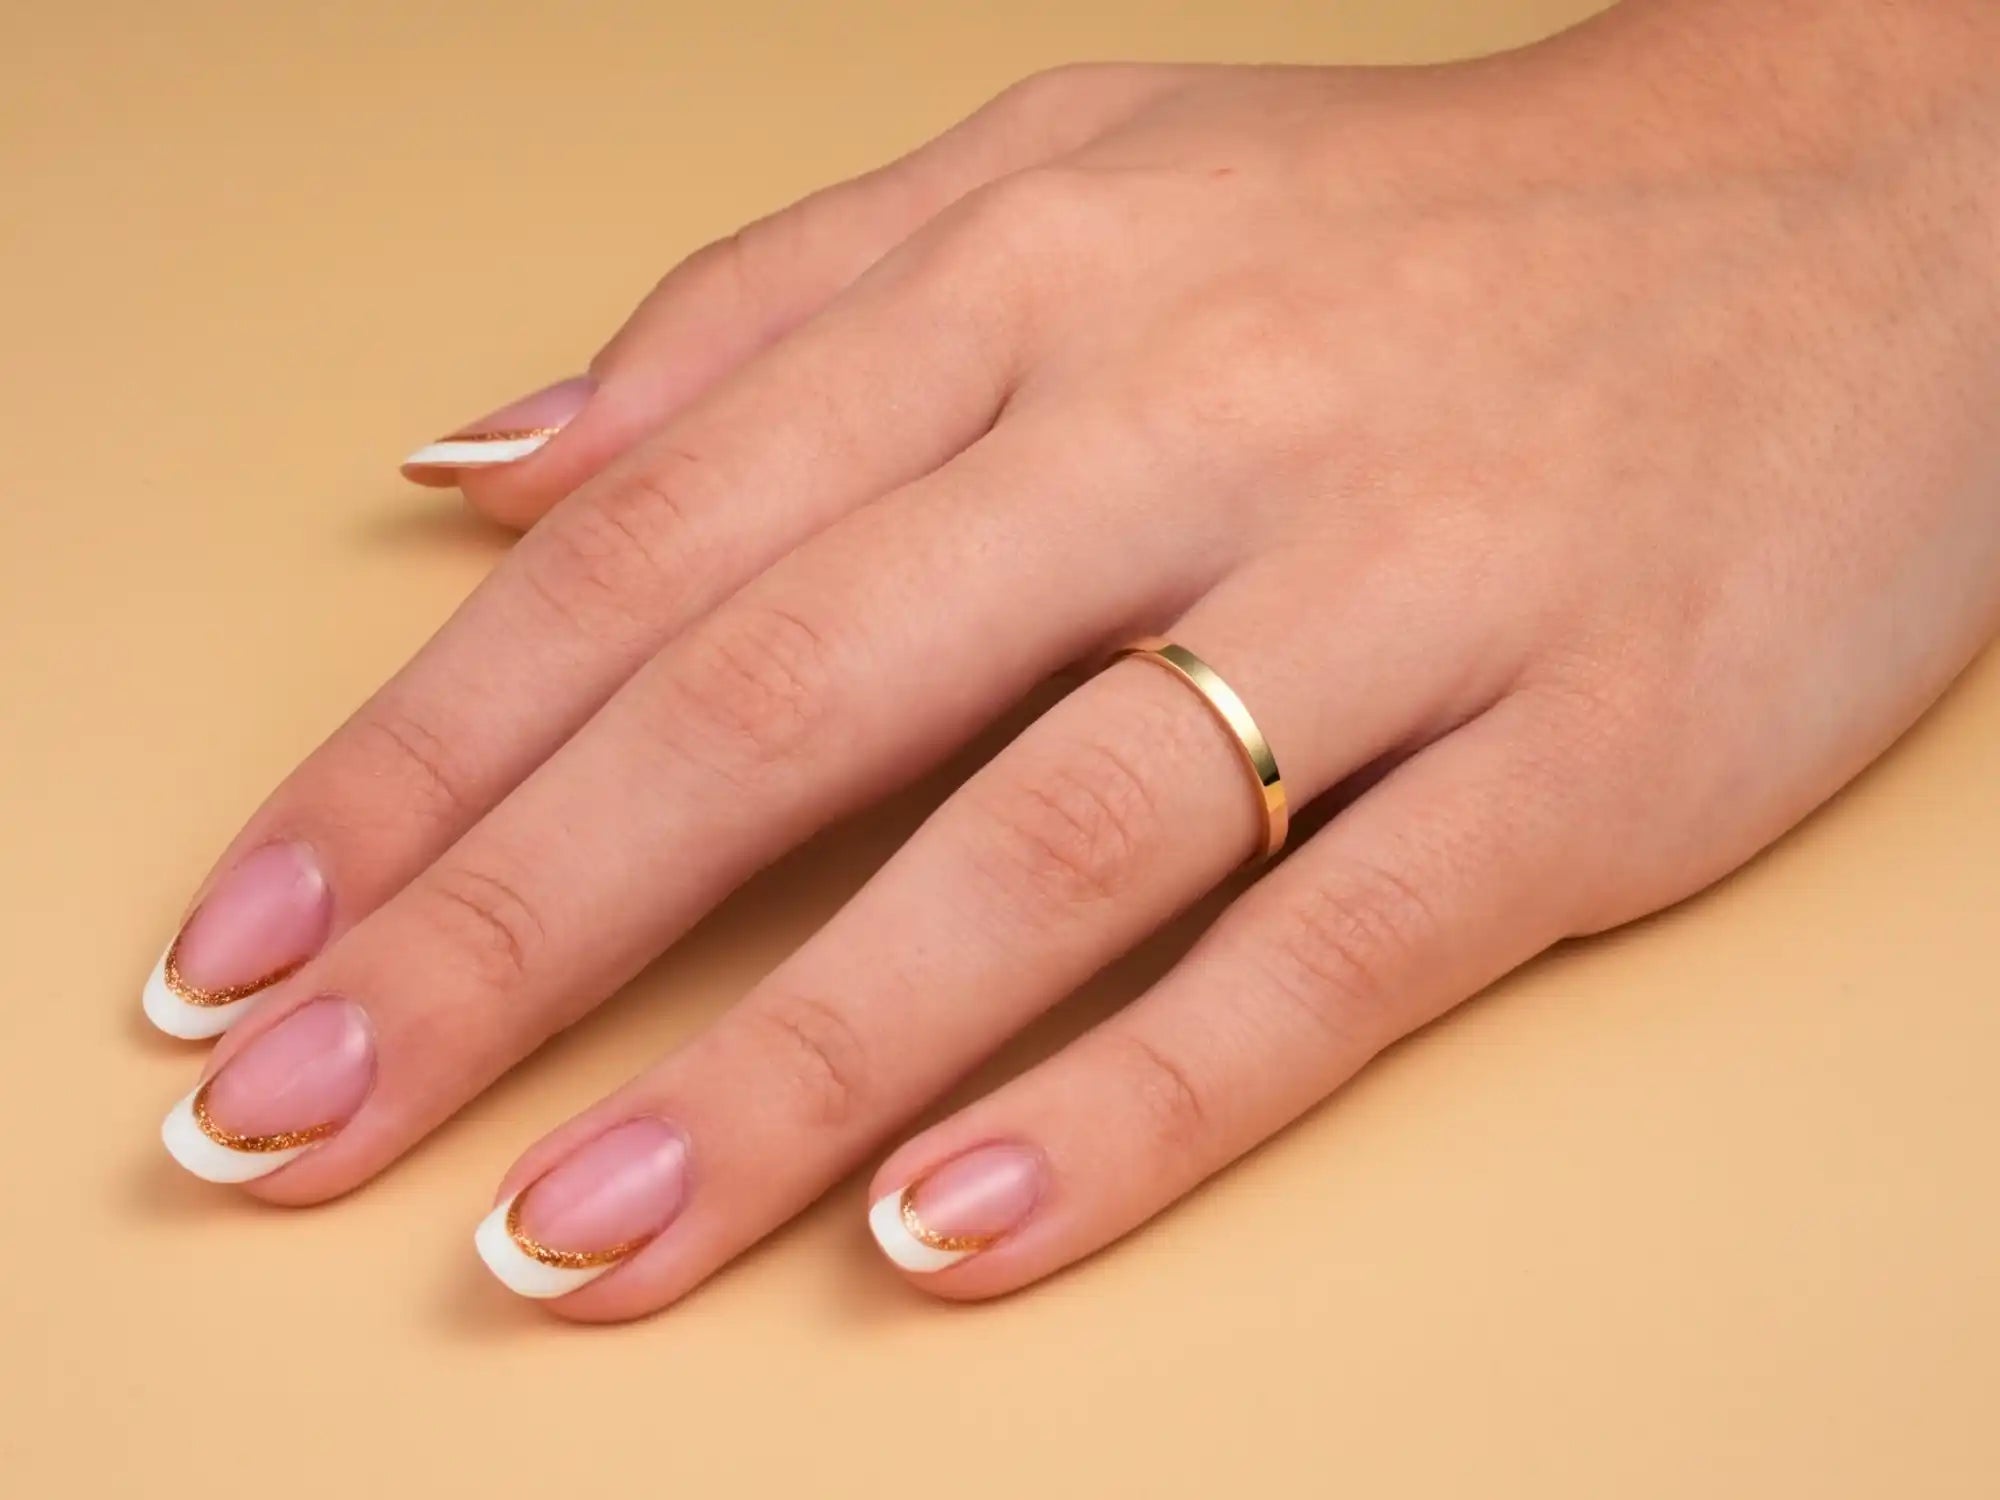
[679,225,767,311]
[662,601,837,776]
[1193,291,1328,400]
[517,459,703,645]
[1525,633,1657,730]
[1102,1031,1212,1158]
[742,991,871,1129]
[1512,650,1682,823]
[620,239,749,355]
[1114,283,1335,463]
[417,861,546,992]
[589,457,703,575]
[970,737,1162,913]
[1509,659,1720,934]
[967,164,1091,242]
[987,62,1108,121]
[1258,859,1440,1039]
[939,165,1103,298]
[347,703,477,829]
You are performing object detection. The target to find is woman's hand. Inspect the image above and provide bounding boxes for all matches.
[151,0,2000,1318]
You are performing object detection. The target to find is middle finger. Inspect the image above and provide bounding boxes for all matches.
[162,409,1220,1197]
[142,224,1021,1040]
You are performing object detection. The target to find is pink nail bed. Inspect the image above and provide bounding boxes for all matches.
[475,1118,690,1299]
[869,1143,1045,1273]
[161,997,375,1184]
[515,1118,690,1252]
[143,840,332,1039]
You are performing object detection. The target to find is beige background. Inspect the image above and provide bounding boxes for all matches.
[4,1,1996,1495]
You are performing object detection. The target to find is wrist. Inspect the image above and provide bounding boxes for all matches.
[1544,0,2000,240]
[1561,3,1995,140]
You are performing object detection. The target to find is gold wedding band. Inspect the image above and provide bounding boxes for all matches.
[1111,635,1288,860]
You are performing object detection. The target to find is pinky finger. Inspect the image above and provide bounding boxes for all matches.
[405,63,1184,528]
[865,694,1596,1297]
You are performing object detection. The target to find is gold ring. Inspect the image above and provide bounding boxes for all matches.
[1111,635,1288,860]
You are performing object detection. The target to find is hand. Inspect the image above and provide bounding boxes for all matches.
[151,0,2000,1318]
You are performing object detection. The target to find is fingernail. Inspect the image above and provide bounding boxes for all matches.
[162,997,374,1184]
[869,1143,1044,1273]
[475,1118,689,1300]
[143,840,332,1040]
[400,374,594,480]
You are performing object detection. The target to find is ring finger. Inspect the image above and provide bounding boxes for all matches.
[465,556,1521,1317]
[865,691,1589,1300]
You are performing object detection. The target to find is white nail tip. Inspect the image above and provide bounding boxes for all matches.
[160,1090,308,1184]
[473,1197,616,1300]
[401,434,553,469]
[142,950,254,1040]
[868,1191,972,1274]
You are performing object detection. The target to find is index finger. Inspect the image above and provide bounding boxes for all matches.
[142,222,1026,1039]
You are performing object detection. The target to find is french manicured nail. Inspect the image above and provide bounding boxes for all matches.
[400,374,594,479]
[143,840,332,1040]
[161,997,374,1184]
[475,1118,689,1300]
[869,1143,1044,1273]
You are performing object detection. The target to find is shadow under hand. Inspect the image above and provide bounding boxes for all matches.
[348,488,519,560]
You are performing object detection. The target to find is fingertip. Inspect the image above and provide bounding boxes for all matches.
[142,950,253,1040]
[397,462,469,490]
[868,1189,973,1275]
[398,373,597,519]
[161,1090,308,1185]
[532,1284,657,1323]
[453,468,554,531]
[863,1142,1049,1297]
[471,1196,609,1301]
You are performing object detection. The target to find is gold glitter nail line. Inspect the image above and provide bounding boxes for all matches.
[425,425,564,446]
[164,934,304,1008]
[191,1079,341,1153]
[898,1184,1001,1256]
[503,1194,653,1270]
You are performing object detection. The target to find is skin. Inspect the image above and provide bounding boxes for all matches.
[180,0,2000,1319]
